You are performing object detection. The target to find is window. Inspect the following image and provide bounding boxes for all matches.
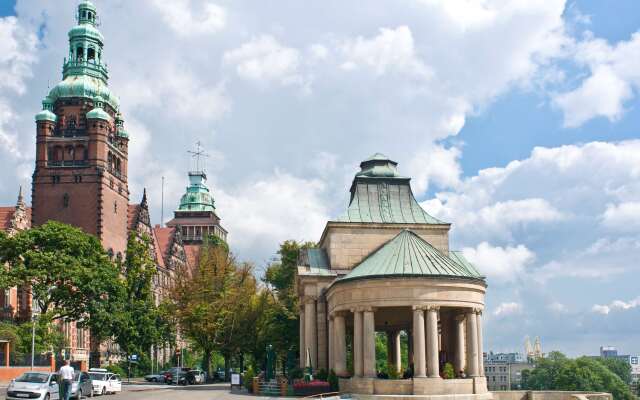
[63,193,70,207]
[88,47,95,61]
[114,201,118,214]
[74,175,82,183]
[52,175,61,184]
[2,289,10,308]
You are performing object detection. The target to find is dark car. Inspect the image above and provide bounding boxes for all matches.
[163,367,191,385]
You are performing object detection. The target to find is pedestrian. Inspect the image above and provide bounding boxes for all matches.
[59,360,75,400]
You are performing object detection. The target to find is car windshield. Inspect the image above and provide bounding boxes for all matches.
[89,373,107,381]
[15,373,49,383]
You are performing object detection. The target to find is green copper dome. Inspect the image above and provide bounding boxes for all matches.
[48,75,119,111]
[86,107,111,121]
[356,153,403,178]
[35,109,57,122]
[177,172,216,212]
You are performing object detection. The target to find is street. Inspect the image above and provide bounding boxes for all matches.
[0,383,277,400]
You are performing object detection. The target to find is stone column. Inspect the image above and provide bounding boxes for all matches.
[317,300,328,370]
[465,310,479,377]
[304,298,317,369]
[426,306,440,378]
[328,315,334,372]
[393,331,402,374]
[412,306,426,377]
[454,314,466,374]
[476,310,484,376]
[299,306,305,368]
[334,313,347,377]
[353,309,364,377]
[363,308,376,378]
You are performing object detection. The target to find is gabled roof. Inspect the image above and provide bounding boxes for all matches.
[336,154,446,224]
[338,230,483,283]
[153,226,175,267]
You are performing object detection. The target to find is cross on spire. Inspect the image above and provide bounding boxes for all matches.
[188,141,209,173]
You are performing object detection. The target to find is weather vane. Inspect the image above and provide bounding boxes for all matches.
[187,141,209,172]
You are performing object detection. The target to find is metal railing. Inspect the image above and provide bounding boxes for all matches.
[47,160,88,167]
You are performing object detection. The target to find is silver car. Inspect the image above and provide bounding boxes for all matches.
[6,372,60,400]
[71,371,93,399]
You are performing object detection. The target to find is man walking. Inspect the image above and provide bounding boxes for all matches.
[59,360,75,400]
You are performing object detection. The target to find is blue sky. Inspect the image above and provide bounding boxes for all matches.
[1,0,639,357]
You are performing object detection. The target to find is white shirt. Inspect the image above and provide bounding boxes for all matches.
[59,365,75,380]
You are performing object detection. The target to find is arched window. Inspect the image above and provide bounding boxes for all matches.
[54,146,64,162]
[74,144,85,161]
[107,151,113,171]
[76,46,84,61]
[65,145,74,161]
[115,158,121,174]
[87,47,95,61]
[67,115,77,129]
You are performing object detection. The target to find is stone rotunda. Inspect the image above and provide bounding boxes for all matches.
[296,154,490,399]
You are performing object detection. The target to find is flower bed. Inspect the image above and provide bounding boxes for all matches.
[293,380,332,396]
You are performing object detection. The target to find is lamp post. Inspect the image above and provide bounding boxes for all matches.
[31,312,37,370]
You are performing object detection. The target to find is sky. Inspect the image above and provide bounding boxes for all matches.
[1,0,639,357]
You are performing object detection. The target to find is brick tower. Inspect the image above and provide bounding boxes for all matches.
[32,0,129,255]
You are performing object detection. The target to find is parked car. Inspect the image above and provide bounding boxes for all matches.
[143,371,166,383]
[88,369,122,395]
[186,369,206,384]
[163,367,190,385]
[71,371,94,399]
[6,372,60,400]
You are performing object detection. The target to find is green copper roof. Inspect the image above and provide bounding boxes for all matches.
[336,154,445,224]
[177,172,216,212]
[339,230,483,283]
[35,109,57,122]
[86,106,111,121]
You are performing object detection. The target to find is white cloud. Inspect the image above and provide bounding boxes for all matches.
[592,296,640,315]
[554,31,640,127]
[216,170,330,263]
[601,202,640,232]
[407,145,462,195]
[548,302,568,313]
[463,242,535,283]
[339,26,432,79]
[223,35,309,90]
[152,0,226,36]
[493,302,522,317]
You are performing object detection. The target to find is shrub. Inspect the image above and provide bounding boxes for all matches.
[288,367,303,381]
[106,364,125,377]
[328,369,339,392]
[316,369,328,381]
[243,366,255,392]
[443,362,455,379]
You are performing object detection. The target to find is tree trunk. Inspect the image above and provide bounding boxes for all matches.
[202,348,212,382]
[224,355,230,382]
[240,353,244,373]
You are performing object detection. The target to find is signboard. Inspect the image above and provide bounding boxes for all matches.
[231,373,240,386]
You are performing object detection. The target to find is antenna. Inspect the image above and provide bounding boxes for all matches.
[161,176,165,227]
[187,141,209,172]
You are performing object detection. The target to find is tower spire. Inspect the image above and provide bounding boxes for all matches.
[16,185,25,207]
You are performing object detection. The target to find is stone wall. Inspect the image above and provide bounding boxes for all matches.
[492,391,613,400]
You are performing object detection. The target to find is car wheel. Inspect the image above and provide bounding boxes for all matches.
[151,377,157,382]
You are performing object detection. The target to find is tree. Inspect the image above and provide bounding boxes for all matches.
[1,222,122,336]
[522,351,635,400]
[171,236,258,379]
[113,233,168,361]
[597,358,632,385]
[262,241,315,368]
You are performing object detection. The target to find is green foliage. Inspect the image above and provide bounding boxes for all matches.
[2,222,122,336]
[443,362,455,379]
[387,365,399,379]
[113,233,169,359]
[522,351,635,400]
[171,238,259,378]
[596,358,632,385]
[328,369,339,391]
[316,368,328,381]
[105,364,125,376]
[243,366,255,392]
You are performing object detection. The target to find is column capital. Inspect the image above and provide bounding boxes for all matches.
[412,305,427,311]
[426,305,440,312]
[362,306,376,313]
[454,314,466,322]
[302,296,318,304]
[473,307,483,315]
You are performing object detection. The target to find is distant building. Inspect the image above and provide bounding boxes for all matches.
[599,346,640,384]
[484,352,533,391]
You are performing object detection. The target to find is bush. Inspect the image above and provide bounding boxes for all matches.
[328,369,339,392]
[288,367,303,381]
[243,366,255,393]
[443,362,455,379]
[106,364,125,377]
[315,369,328,381]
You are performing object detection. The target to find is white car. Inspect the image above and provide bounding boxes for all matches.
[6,372,60,400]
[88,369,122,396]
